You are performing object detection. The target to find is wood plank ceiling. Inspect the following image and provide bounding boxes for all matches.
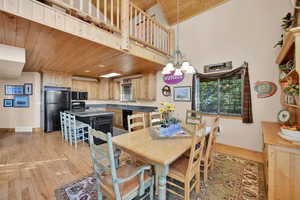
[157,0,230,25]
[0,12,162,78]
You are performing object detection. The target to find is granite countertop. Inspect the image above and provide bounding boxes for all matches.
[86,104,158,112]
[67,110,114,117]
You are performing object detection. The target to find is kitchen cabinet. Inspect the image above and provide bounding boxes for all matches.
[43,71,72,88]
[109,80,120,100]
[99,79,120,100]
[106,108,123,128]
[72,79,99,100]
[133,73,156,101]
[262,122,300,200]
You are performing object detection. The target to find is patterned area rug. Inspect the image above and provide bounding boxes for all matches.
[55,153,266,200]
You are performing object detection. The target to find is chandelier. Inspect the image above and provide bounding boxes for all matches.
[162,0,196,75]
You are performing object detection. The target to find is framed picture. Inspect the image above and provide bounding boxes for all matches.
[14,96,29,108]
[24,83,33,95]
[5,85,24,95]
[3,99,13,107]
[173,86,192,102]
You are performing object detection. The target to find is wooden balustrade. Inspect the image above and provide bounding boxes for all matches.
[129,2,172,55]
[43,0,172,55]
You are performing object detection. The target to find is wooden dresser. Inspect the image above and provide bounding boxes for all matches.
[262,121,300,200]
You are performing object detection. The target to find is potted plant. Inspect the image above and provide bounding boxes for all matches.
[284,84,299,105]
[158,102,182,136]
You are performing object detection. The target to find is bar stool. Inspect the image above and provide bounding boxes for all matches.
[69,114,89,148]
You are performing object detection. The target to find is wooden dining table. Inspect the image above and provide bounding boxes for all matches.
[112,127,193,200]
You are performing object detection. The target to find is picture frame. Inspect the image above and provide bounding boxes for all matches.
[173,86,192,102]
[13,96,30,108]
[5,85,24,95]
[24,83,33,95]
[3,99,13,107]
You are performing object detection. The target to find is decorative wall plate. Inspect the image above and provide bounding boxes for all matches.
[254,81,277,98]
[277,109,290,124]
[162,85,171,97]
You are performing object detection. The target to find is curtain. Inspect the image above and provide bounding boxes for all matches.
[192,62,253,123]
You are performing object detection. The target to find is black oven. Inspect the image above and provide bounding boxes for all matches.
[71,101,86,112]
[72,91,88,100]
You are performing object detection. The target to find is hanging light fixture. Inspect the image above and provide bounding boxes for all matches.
[162,0,196,75]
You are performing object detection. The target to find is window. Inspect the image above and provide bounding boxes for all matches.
[196,74,242,116]
[121,83,133,101]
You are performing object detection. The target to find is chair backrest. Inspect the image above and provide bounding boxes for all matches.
[127,113,145,132]
[186,123,206,177]
[150,111,162,127]
[89,129,112,177]
[205,118,219,162]
[186,110,202,125]
[69,114,76,132]
[60,112,65,132]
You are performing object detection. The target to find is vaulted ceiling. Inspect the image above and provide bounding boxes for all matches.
[134,0,231,25]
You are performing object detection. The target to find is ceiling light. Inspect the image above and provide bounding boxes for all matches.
[84,70,91,73]
[100,73,121,78]
[161,0,196,75]
[174,68,183,76]
[98,64,105,68]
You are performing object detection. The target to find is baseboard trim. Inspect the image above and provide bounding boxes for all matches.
[0,128,42,134]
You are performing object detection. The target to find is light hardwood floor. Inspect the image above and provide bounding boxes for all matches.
[0,131,263,200]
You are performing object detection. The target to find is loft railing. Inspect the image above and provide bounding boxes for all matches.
[43,0,173,55]
[129,2,172,55]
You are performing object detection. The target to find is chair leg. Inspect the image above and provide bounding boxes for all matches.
[96,179,103,200]
[204,162,209,183]
[195,170,201,193]
[184,181,190,200]
[149,178,154,200]
[74,130,78,149]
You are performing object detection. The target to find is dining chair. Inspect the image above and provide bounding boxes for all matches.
[68,114,89,148]
[63,112,71,142]
[88,130,154,200]
[186,110,202,125]
[149,111,162,127]
[127,113,145,133]
[166,123,206,200]
[60,112,65,140]
[201,116,220,182]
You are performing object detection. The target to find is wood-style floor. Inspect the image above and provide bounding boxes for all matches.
[0,131,263,200]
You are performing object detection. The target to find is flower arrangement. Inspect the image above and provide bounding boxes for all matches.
[284,84,299,96]
[159,102,180,128]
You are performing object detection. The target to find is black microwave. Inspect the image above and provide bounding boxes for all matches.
[72,91,88,100]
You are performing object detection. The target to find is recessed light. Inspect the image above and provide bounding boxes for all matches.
[98,64,105,68]
[84,70,91,73]
[100,73,121,78]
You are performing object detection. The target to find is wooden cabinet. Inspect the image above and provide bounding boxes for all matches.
[133,73,156,101]
[72,79,99,100]
[262,122,300,200]
[42,71,72,88]
[106,108,123,128]
[98,79,120,100]
[109,80,120,100]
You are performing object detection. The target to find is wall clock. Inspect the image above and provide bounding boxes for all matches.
[254,81,277,98]
[277,109,291,124]
[162,85,171,97]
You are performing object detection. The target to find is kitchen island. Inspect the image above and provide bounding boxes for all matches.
[68,110,114,144]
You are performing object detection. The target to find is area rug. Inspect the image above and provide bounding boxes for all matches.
[55,153,266,200]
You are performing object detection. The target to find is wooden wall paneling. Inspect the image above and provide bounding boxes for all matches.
[45,7,56,27]
[0,0,3,10]
[32,1,45,23]
[42,71,72,88]
[19,0,33,20]
[3,0,18,14]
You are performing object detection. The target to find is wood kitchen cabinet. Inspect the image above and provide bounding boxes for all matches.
[262,122,300,200]
[106,108,123,128]
[72,79,99,100]
[133,73,156,101]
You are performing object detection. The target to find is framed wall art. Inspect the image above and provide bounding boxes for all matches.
[173,86,192,102]
[5,85,24,95]
[24,83,33,95]
[3,99,13,107]
[14,96,29,108]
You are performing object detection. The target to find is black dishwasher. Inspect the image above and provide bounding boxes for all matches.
[122,110,133,130]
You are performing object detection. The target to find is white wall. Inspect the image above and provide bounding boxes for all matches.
[0,72,41,129]
[157,0,292,151]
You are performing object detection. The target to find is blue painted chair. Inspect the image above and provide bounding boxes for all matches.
[88,129,154,200]
[68,114,89,148]
[60,112,65,140]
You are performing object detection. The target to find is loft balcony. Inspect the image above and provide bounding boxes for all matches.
[0,0,173,77]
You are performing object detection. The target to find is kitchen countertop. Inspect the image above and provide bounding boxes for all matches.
[67,110,114,118]
[86,104,158,112]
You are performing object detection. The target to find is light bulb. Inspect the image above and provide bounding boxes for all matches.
[165,62,175,71]
[181,61,190,71]
[185,65,196,74]
[174,69,183,76]
[162,67,172,75]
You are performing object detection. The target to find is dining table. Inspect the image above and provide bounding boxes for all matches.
[112,126,196,200]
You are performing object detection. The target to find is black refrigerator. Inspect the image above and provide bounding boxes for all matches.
[44,87,71,132]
